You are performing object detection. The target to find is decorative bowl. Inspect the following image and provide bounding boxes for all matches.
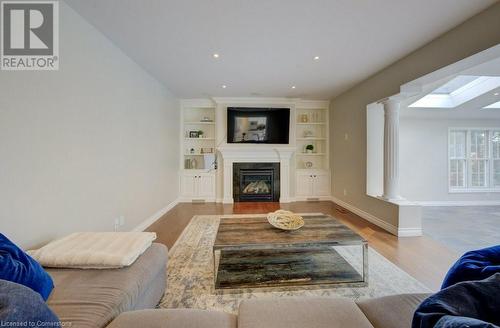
[267,210,305,231]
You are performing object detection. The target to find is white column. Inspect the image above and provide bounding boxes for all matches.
[222,159,234,203]
[381,98,402,201]
[277,148,294,203]
[279,160,290,203]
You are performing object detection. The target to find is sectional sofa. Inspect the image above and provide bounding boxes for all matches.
[46,242,429,328]
[107,293,430,328]
[46,243,167,327]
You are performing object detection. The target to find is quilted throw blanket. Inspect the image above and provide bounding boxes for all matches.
[28,232,156,269]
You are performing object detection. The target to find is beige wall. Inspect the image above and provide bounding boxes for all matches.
[330,3,500,226]
[0,3,179,248]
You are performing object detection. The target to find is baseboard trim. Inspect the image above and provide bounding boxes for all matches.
[397,227,423,237]
[416,200,500,206]
[133,198,180,232]
[330,196,398,236]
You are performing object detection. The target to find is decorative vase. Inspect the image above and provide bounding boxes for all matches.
[190,158,197,169]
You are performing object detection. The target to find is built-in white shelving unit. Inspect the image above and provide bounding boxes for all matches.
[295,106,329,170]
[294,102,331,200]
[178,98,331,202]
[181,102,216,170]
[179,99,217,201]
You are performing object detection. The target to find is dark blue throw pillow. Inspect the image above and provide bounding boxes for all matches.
[412,273,500,328]
[441,245,500,289]
[0,279,60,327]
[0,234,54,300]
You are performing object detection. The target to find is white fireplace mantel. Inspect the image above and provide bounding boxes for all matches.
[218,146,296,203]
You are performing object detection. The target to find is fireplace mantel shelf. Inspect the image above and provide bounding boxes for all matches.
[217,146,296,160]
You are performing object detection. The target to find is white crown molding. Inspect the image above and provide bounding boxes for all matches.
[211,97,300,105]
[205,97,330,109]
[132,198,180,232]
[296,99,330,109]
[180,98,215,108]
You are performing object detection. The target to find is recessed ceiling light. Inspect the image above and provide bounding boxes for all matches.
[313,56,320,60]
[222,85,227,89]
[213,53,220,59]
[291,86,296,89]
[494,92,499,96]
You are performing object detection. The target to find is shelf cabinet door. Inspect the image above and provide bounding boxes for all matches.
[197,174,215,198]
[312,173,331,196]
[296,173,313,197]
[181,174,197,197]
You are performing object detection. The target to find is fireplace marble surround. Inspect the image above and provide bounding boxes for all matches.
[219,146,295,203]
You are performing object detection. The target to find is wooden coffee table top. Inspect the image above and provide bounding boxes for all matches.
[214,214,366,250]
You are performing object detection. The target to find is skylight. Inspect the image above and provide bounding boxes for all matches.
[432,75,479,94]
[409,75,500,108]
[483,100,500,109]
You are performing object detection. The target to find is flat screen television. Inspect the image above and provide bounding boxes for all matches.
[227,107,290,144]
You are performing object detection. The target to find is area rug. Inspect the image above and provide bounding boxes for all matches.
[159,214,431,314]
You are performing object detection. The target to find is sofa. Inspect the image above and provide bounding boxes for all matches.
[46,243,167,327]
[44,242,429,328]
[107,293,431,328]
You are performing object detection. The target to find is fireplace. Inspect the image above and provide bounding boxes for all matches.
[233,163,280,202]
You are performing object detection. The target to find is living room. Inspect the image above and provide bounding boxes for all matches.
[1,1,499,328]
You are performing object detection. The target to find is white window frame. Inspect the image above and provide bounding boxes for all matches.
[448,127,500,193]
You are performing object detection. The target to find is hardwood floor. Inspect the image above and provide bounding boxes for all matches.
[146,201,458,291]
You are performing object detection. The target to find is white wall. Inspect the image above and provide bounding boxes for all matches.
[0,2,179,249]
[400,117,500,202]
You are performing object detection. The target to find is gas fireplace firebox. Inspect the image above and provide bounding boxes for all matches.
[233,163,280,202]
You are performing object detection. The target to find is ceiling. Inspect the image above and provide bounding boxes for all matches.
[65,0,497,99]
[401,56,500,120]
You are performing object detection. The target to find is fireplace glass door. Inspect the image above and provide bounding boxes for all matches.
[233,163,280,202]
[240,170,273,201]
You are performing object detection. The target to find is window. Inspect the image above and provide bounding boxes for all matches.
[449,128,500,191]
[493,131,500,187]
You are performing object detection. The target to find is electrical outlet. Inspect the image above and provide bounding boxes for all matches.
[114,216,125,231]
[343,189,347,196]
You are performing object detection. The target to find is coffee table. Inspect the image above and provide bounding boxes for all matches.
[213,214,368,289]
